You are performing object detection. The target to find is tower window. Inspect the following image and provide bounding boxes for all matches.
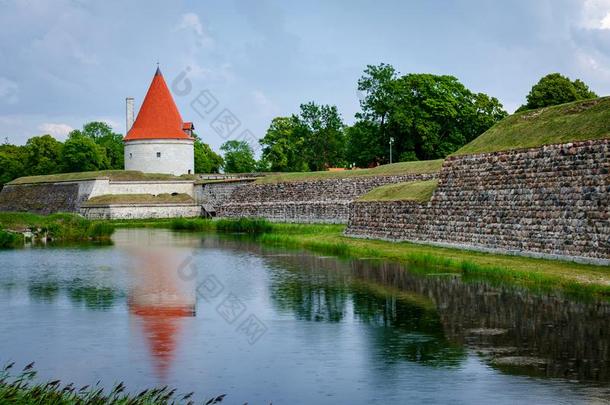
[129,153,132,159]
[156,152,161,158]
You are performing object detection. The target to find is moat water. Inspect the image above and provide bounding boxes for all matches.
[0,229,608,404]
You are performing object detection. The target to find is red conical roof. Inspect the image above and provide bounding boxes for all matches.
[125,68,193,141]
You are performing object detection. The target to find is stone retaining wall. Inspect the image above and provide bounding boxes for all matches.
[218,174,438,223]
[345,139,610,263]
[0,182,91,214]
[80,203,201,220]
[194,179,255,209]
[0,178,196,215]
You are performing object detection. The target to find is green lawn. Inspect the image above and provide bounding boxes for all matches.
[455,96,610,155]
[255,159,444,184]
[8,170,195,185]
[358,179,439,202]
[83,193,194,205]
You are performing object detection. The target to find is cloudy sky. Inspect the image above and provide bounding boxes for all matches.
[2,0,610,152]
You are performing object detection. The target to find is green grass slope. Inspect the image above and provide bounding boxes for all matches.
[9,170,195,185]
[256,159,444,184]
[358,179,439,203]
[83,193,194,206]
[455,97,610,156]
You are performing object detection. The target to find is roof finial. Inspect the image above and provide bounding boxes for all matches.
[155,61,161,76]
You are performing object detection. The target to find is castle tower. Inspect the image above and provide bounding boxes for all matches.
[124,67,195,175]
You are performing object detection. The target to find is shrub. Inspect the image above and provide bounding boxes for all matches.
[215,218,273,234]
[0,230,23,248]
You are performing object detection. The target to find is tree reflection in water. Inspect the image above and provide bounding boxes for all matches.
[252,244,610,382]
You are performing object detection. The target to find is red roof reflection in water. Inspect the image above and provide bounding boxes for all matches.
[128,251,196,380]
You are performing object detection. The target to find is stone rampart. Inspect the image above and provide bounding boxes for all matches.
[194,179,255,209]
[0,181,95,214]
[0,178,196,216]
[80,203,201,220]
[345,139,609,263]
[217,174,438,223]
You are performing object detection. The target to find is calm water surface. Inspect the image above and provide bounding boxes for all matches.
[0,229,609,404]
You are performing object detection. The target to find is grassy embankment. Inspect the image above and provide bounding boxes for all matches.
[255,159,444,184]
[358,179,439,202]
[83,193,194,205]
[107,218,610,300]
[0,212,114,248]
[455,96,610,155]
[7,170,195,185]
[0,363,224,405]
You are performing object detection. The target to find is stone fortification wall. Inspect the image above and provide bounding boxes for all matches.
[217,174,438,223]
[0,181,98,214]
[194,179,255,209]
[80,203,201,220]
[0,178,196,216]
[345,139,609,263]
[0,183,79,214]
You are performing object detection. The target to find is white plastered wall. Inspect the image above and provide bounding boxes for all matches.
[124,139,194,175]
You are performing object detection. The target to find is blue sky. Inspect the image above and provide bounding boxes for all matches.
[2,0,610,152]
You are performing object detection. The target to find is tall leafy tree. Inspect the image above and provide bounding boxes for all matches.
[517,73,598,111]
[345,121,385,167]
[193,134,223,173]
[0,143,26,187]
[298,102,346,171]
[61,133,109,172]
[24,135,63,175]
[352,64,507,163]
[259,117,309,172]
[220,140,256,173]
[69,122,124,169]
[260,103,346,172]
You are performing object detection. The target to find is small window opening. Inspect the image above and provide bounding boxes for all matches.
[156,152,161,158]
[129,153,132,159]
[188,169,192,174]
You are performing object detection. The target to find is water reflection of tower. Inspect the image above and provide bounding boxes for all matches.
[123,230,197,380]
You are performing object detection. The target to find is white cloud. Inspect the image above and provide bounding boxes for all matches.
[600,12,610,28]
[0,77,19,104]
[176,12,214,48]
[580,0,610,29]
[38,123,74,138]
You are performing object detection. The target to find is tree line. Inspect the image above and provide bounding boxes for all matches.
[0,66,598,185]
[223,69,597,173]
[0,122,223,186]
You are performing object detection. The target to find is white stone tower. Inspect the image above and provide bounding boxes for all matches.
[124,68,194,175]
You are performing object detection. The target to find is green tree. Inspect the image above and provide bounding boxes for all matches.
[357,63,398,125]
[0,143,26,187]
[220,140,256,173]
[352,65,507,163]
[193,134,223,173]
[346,121,384,167]
[260,117,309,172]
[24,135,63,175]
[298,102,346,171]
[518,73,598,111]
[70,122,124,169]
[61,133,109,172]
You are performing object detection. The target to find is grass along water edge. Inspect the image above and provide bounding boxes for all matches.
[0,362,225,405]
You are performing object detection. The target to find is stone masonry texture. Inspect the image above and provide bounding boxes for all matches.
[217,174,438,223]
[345,139,609,262]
